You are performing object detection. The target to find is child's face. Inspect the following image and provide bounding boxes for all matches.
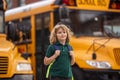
[56,28,67,42]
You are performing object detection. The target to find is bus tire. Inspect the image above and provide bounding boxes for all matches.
[72,65,85,80]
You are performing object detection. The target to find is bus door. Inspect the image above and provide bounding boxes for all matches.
[35,12,50,80]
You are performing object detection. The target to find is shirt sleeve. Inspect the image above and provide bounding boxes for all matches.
[68,44,73,51]
[45,45,55,57]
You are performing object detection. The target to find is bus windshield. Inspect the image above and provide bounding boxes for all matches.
[0,10,4,33]
[70,10,120,38]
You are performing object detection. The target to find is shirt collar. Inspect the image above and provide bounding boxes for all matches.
[55,41,69,46]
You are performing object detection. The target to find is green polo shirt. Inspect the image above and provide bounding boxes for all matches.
[45,42,73,78]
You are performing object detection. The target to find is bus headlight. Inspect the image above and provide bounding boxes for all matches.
[17,63,32,71]
[86,60,111,69]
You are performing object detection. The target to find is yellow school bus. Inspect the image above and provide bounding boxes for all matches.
[0,0,33,80]
[5,0,120,80]
[5,0,54,80]
[67,0,120,80]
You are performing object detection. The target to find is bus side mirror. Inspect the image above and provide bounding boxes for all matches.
[59,4,69,20]
[7,22,19,41]
[59,4,71,28]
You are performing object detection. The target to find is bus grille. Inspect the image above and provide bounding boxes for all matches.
[0,57,8,74]
[113,48,120,65]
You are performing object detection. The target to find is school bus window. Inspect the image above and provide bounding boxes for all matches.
[69,10,104,36]
[104,13,120,37]
[35,12,51,80]
[113,26,120,37]
[35,13,50,30]
[0,11,4,33]
[20,17,31,41]
[44,13,50,51]
[35,13,50,52]
[69,10,120,37]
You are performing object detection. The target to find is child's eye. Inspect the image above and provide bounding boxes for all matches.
[58,32,62,34]
[57,31,66,34]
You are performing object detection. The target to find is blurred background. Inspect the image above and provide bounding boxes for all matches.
[6,0,41,9]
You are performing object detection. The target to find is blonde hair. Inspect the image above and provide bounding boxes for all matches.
[50,23,72,44]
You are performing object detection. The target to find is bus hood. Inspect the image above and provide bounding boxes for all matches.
[0,39,14,52]
[70,36,120,69]
[70,36,120,50]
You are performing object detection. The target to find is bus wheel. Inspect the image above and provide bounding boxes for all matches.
[72,65,85,80]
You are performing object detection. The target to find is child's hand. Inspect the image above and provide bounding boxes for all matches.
[69,51,75,65]
[69,51,74,57]
[54,50,60,57]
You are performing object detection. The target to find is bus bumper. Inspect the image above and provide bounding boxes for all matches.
[0,74,33,80]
